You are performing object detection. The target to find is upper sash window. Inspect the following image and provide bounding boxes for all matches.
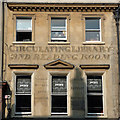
[85,18,101,42]
[16,17,32,42]
[51,18,67,42]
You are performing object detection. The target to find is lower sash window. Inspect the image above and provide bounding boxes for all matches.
[87,75,104,116]
[15,75,31,115]
[51,76,67,115]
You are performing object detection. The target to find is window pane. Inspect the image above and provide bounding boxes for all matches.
[16,76,31,94]
[85,18,100,29]
[51,18,66,27]
[16,32,32,41]
[51,31,66,38]
[52,76,67,94]
[86,31,100,41]
[87,76,102,92]
[87,95,103,113]
[51,18,67,40]
[52,95,67,113]
[87,75,103,115]
[16,18,32,31]
[16,95,31,112]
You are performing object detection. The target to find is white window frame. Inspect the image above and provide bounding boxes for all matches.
[49,72,69,115]
[87,75,103,116]
[13,14,35,44]
[16,17,32,42]
[85,18,102,42]
[84,71,107,118]
[13,72,34,116]
[51,18,67,41]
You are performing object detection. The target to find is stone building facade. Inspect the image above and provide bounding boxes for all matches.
[2,0,120,119]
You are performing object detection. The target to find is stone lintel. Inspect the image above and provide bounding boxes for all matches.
[80,64,110,69]
[8,64,39,69]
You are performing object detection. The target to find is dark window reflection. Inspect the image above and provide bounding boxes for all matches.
[16,95,31,112]
[52,95,67,113]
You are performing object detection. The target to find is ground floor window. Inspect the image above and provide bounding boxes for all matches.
[51,76,67,115]
[15,75,31,114]
[87,75,103,116]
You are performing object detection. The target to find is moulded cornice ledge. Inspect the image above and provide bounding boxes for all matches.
[4,0,120,3]
[8,64,39,69]
[7,4,117,12]
[80,64,110,69]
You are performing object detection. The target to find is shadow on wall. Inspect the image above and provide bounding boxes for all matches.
[2,82,12,119]
[1,68,118,120]
[70,67,85,118]
[70,67,102,120]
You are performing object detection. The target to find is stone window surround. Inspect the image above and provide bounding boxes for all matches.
[80,66,108,118]
[48,14,71,45]
[81,14,105,45]
[49,71,70,116]
[12,71,34,117]
[12,14,36,45]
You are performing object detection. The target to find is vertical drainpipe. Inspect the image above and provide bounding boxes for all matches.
[0,0,3,120]
[114,5,120,118]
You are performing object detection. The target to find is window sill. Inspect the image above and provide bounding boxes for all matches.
[13,113,32,118]
[13,42,35,45]
[85,115,107,118]
[48,42,70,45]
[83,42,105,45]
[12,116,32,118]
[49,116,68,118]
[50,113,68,118]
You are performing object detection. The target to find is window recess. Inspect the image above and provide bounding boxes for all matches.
[15,75,31,114]
[85,18,101,42]
[51,18,67,42]
[80,64,108,117]
[51,76,67,115]
[16,17,32,42]
[44,59,74,115]
[87,75,103,116]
